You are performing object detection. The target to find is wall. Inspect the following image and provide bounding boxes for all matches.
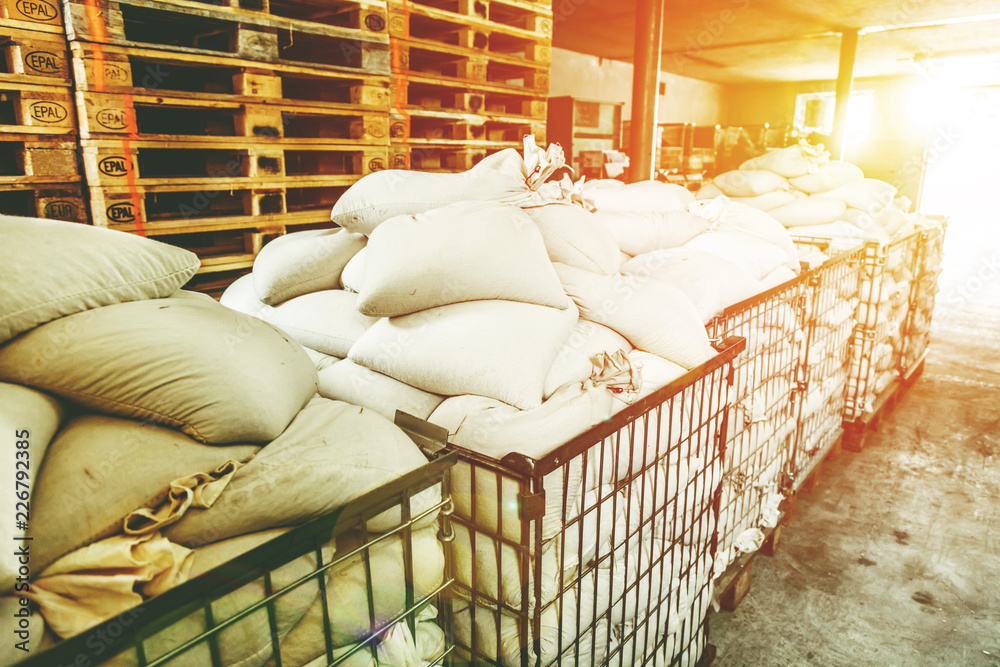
[549,47,727,125]
[726,76,931,204]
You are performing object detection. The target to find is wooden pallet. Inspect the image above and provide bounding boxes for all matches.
[0,181,86,220]
[87,179,349,233]
[391,107,542,144]
[69,42,391,111]
[153,224,278,275]
[387,0,550,55]
[81,139,387,186]
[392,74,545,117]
[0,134,80,184]
[0,82,76,134]
[392,37,548,91]
[63,0,390,75]
[1,0,64,32]
[74,90,390,142]
[1,25,72,86]
[388,142,516,170]
[106,0,389,36]
[842,352,927,452]
[717,516,784,612]
[402,0,552,29]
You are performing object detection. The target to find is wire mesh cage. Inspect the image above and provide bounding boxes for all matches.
[446,338,745,667]
[843,231,924,422]
[788,242,866,488]
[900,220,948,377]
[15,427,458,667]
[705,280,805,575]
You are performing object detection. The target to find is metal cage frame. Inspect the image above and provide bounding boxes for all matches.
[16,433,458,667]
[447,338,745,667]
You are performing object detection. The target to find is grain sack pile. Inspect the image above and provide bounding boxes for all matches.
[0,215,448,667]
[707,141,919,245]
[216,138,774,666]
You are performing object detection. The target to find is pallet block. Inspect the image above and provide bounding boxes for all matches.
[0,82,76,134]
[0,134,80,184]
[0,25,72,85]
[1,0,64,30]
[0,182,86,221]
[63,0,391,75]
[73,89,390,142]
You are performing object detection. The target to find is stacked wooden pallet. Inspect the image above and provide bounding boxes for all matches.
[3,0,552,293]
[1,0,85,221]
[60,0,393,290]
[386,0,549,171]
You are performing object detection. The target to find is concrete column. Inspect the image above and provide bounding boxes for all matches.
[831,28,859,160]
[627,0,665,182]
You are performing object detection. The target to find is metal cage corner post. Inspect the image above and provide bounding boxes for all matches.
[706,279,806,582]
[841,220,948,433]
[447,338,745,667]
[787,242,868,488]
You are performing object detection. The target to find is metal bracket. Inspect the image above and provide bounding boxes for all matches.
[394,410,449,459]
[518,490,546,522]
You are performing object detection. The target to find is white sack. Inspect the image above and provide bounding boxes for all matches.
[768,197,847,227]
[788,220,887,244]
[817,178,897,212]
[29,415,259,573]
[318,359,444,421]
[359,201,568,317]
[687,197,799,272]
[453,594,607,667]
[165,397,439,543]
[594,210,710,256]
[261,289,378,358]
[759,265,799,290]
[87,529,322,667]
[428,382,614,460]
[0,384,63,593]
[694,181,723,200]
[842,204,909,236]
[450,458,583,544]
[788,160,864,193]
[220,273,268,318]
[253,229,367,305]
[451,524,563,613]
[303,347,341,372]
[340,246,366,292]
[0,215,199,344]
[523,203,621,275]
[730,189,798,211]
[349,300,577,410]
[682,231,788,281]
[292,605,444,667]
[713,170,787,198]
[543,319,633,398]
[553,264,715,369]
[583,180,694,213]
[278,527,444,651]
[740,143,828,178]
[0,295,317,445]
[330,149,544,235]
[622,249,765,323]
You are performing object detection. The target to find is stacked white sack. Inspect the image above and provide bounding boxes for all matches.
[0,216,446,667]
[716,141,919,243]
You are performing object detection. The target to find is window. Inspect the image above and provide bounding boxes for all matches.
[793,90,875,148]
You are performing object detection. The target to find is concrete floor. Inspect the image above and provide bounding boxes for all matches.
[709,190,1000,665]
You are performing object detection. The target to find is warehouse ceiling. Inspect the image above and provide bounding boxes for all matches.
[552,0,1000,84]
